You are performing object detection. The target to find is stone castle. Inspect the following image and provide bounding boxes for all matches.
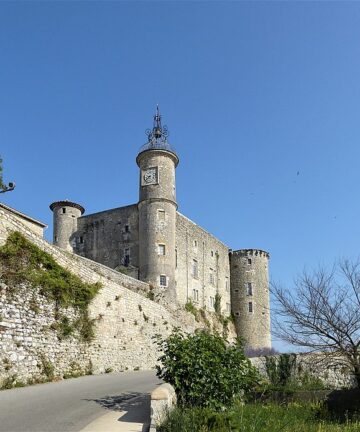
[49,108,271,349]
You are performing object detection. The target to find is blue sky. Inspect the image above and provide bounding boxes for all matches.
[1,2,360,350]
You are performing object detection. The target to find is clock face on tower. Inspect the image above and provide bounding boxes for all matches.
[142,167,158,185]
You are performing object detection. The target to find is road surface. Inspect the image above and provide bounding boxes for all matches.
[0,370,160,432]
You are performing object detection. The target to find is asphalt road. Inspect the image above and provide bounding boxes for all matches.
[0,370,160,432]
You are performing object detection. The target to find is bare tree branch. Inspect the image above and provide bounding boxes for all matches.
[271,259,360,387]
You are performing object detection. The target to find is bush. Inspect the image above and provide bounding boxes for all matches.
[156,329,260,409]
[0,232,101,342]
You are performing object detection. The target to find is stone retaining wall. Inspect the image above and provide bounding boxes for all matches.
[250,353,356,389]
[0,207,235,386]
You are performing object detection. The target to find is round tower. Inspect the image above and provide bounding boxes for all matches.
[136,107,179,301]
[49,200,85,252]
[230,249,271,350]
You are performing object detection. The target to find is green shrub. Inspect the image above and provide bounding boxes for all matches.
[214,293,221,315]
[185,301,197,316]
[0,232,101,342]
[156,329,259,409]
[265,354,297,388]
[39,354,55,380]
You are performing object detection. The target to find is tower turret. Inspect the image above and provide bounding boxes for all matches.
[49,200,85,252]
[136,107,179,301]
[230,249,271,350]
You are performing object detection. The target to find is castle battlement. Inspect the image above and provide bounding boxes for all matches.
[232,249,270,259]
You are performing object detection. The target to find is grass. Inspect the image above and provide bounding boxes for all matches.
[158,402,360,432]
[0,231,101,342]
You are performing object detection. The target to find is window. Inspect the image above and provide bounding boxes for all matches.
[211,250,214,257]
[158,210,165,220]
[62,208,66,214]
[248,302,253,313]
[192,260,198,278]
[247,258,252,265]
[54,236,58,242]
[194,240,198,247]
[124,248,130,266]
[246,282,253,296]
[158,244,166,255]
[160,275,167,286]
[209,296,215,309]
[225,277,229,292]
[79,236,84,244]
[175,249,178,268]
[209,268,214,285]
[226,303,231,313]
[192,289,199,302]
[125,225,130,233]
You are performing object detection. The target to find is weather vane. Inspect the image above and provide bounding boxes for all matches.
[145,105,169,145]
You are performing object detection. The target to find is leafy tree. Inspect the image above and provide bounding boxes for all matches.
[272,259,360,387]
[155,329,260,409]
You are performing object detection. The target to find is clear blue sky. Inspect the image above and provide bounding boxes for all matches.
[1,2,360,350]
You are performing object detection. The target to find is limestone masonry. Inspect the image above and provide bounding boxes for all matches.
[50,108,271,349]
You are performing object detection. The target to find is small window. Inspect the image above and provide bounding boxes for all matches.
[225,277,229,292]
[158,244,166,255]
[62,208,66,214]
[124,248,130,266]
[209,268,214,285]
[158,210,165,220]
[247,258,252,265]
[194,240,198,248]
[175,249,178,268]
[79,236,84,244]
[192,260,198,279]
[160,275,167,286]
[235,312,240,316]
[211,250,214,257]
[246,282,253,296]
[124,225,130,233]
[226,303,231,313]
[54,236,58,242]
[192,289,199,302]
[209,296,215,309]
[248,302,253,313]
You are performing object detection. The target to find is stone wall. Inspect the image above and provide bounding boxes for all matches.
[76,204,140,271]
[0,207,235,386]
[176,213,231,314]
[250,353,356,389]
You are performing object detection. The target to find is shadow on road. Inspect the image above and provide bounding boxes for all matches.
[85,392,142,411]
[84,392,150,425]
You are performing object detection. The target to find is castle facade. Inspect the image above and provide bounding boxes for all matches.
[50,109,271,349]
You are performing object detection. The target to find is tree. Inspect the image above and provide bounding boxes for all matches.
[155,329,259,409]
[0,156,15,193]
[0,156,4,189]
[272,259,360,387]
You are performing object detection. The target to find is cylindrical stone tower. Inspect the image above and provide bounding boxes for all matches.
[136,107,179,301]
[49,200,85,252]
[230,249,271,350]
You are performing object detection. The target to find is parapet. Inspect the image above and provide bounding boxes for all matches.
[49,200,85,215]
[231,249,270,259]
